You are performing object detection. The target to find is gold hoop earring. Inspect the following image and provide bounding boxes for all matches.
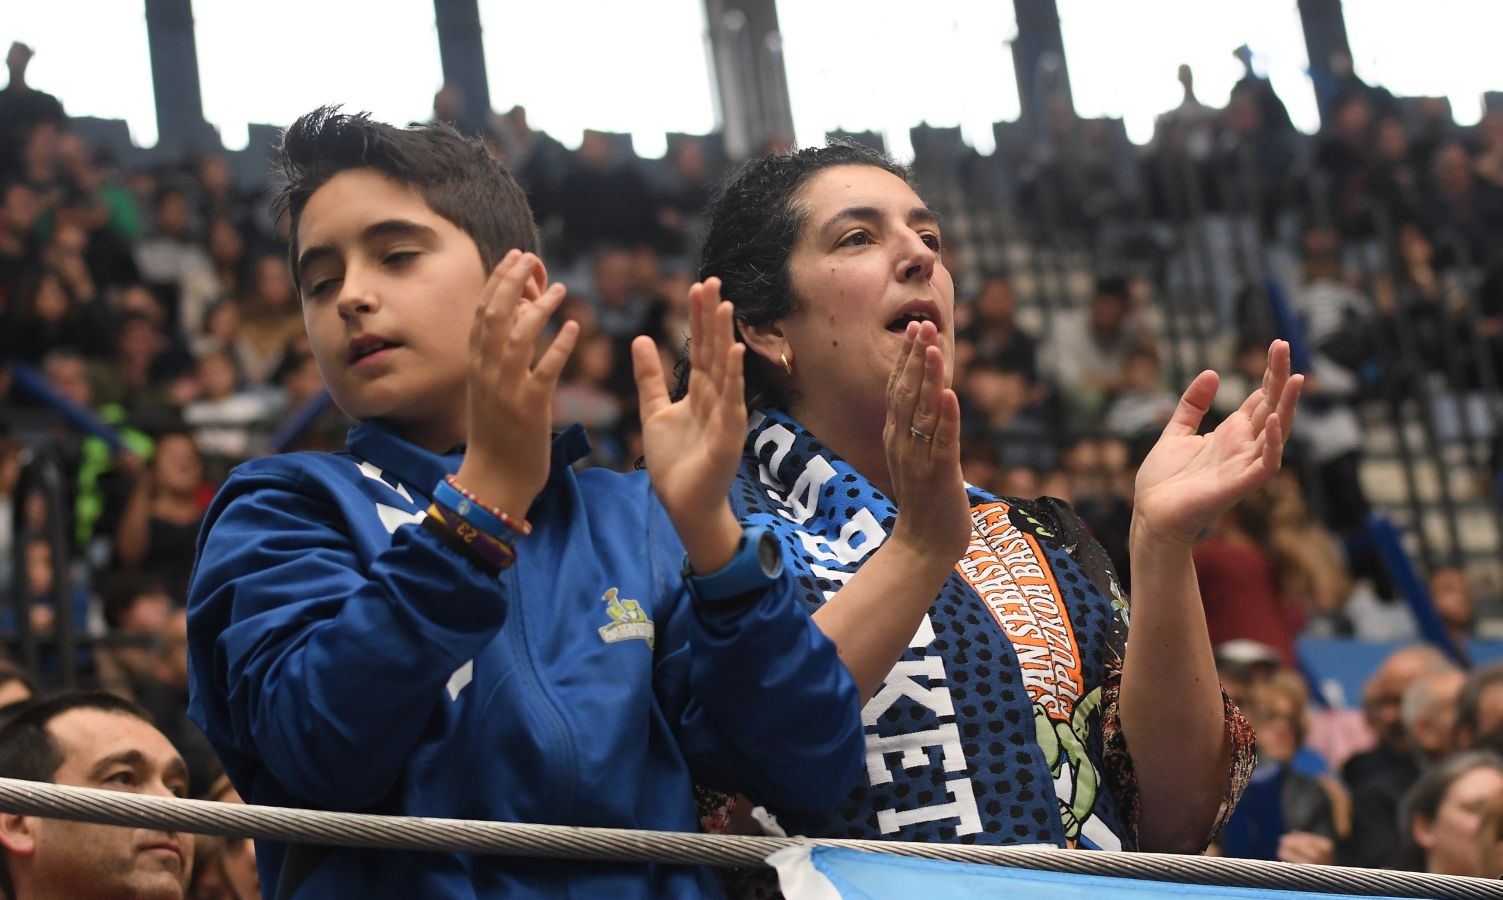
[780,351,793,376]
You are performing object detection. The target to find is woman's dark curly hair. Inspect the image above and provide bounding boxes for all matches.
[686,141,912,409]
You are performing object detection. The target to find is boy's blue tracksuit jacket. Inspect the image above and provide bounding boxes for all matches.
[187,422,863,898]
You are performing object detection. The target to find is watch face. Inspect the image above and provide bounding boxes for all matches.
[756,530,782,577]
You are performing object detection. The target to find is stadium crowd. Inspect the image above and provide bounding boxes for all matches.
[1,32,1503,897]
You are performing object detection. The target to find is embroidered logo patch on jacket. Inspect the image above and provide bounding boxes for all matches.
[597,588,655,648]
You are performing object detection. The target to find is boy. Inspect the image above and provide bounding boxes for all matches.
[185,108,862,898]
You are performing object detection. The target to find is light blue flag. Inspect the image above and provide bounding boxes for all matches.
[770,846,1413,900]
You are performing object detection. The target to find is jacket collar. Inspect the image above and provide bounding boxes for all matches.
[346,421,592,499]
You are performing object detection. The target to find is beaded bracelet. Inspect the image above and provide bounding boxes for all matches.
[425,503,518,572]
[434,476,533,545]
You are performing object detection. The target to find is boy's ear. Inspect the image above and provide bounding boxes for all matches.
[522,258,549,302]
[738,319,788,371]
[0,812,37,857]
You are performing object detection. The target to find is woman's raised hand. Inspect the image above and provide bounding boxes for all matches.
[882,321,971,562]
[1132,339,1303,547]
[454,251,578,521]
[631,278,748,573]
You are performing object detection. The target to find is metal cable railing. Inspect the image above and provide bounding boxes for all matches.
[0,778,1499,899]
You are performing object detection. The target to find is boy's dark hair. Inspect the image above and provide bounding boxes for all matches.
[0,692,156,896]
[272,106,540,289]
[695,141,912,409]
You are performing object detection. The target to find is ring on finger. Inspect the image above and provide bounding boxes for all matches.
[910,426,933,443]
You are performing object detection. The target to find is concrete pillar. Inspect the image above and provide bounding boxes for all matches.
[702,0,794,158]
[434,0,493,134]
[1010,0,1074,139]
[144,0,213,152]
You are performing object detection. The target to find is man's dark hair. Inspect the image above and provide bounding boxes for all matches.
[0,692,155,895]
[0,692,153,784]
[694,141,912,409]
[272,106,540,289]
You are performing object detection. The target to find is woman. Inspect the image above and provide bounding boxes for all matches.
[1401,751,1503,877]
[692,143,1300,857]
[114,430,210,603]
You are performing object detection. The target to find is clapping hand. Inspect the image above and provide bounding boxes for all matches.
[631,278,747,573]
[1132,340,1303,547]
[882,320,970,562]
[453,251,578,521]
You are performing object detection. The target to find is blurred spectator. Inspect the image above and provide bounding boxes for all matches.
[1045,275,1150,430]
[112,431,209,604]
[965,275,1041,384]
[0,179,40,304]
[546,130,658,263]
[2,536,95,677]
[1102,343,1178,451]
[1151,64,1218,162]
[1342,665,1466,868]
[1345,644,1455,788]
[1239,673,1340,865]
[181,351,285,462]
[1478,789,1503,880]
[589,247,666,400]
[0,43,65,179]
[187,775,257,900]
[1316,91,1377,238]
[964,363,1053,471]
[1455,662,1503,752]
[1399,751,1503,876]
[0,436,21,565]
[1428,567,1477,653]
[1232,44,1292,135]
[94,310,195,415]
[0,660,36,716]
[1369,116,1423,227]
[233,253,301,385]
[1194,491,1303,666]
[1476,110,1503,198]
[194,155,259,241]
[489,105,570,209]
[1266,470,1355,635]
[134,186,216,336]
[6,268,112,363]
[655,136,716,258]
[97,569,173,688]
[553,327,624,452]
[1421,142,1503,266]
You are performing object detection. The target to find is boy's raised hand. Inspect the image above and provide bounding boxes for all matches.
[454,251,578,521]
[631,278,747,576]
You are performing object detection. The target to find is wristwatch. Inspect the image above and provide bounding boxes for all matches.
[683,525,784,602]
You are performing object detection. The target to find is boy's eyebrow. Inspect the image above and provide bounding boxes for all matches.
[297,219,440,277]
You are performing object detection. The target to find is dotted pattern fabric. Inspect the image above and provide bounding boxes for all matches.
[731,409,1133,849]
